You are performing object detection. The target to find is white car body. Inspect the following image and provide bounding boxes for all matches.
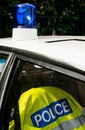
[0,35,85,129]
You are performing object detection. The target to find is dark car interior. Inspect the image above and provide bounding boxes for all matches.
[8,60,85,130]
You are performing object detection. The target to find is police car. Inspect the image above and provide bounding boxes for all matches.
[0,3,85,130]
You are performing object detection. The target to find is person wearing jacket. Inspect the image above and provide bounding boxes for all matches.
[9,86,85,130]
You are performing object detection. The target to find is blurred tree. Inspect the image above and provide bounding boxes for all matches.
[0,0,85,36]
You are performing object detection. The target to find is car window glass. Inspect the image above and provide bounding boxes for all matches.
[17,62,81,102]
[9,61,85,130]
[0,54,8,75]
[0,59,6,73]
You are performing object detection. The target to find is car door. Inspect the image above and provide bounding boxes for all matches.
[0,52,84,130]
[0,51,23,130]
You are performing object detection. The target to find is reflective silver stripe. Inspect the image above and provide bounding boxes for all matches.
[53,115,85,130]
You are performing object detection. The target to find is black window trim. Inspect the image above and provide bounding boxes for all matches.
[17,54,85,82]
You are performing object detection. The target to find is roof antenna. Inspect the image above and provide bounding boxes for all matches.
[52,0,56,35]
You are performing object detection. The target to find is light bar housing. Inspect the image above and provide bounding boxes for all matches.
[12,3,37,41]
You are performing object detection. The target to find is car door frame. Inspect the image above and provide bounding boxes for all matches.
[0,51,23,130]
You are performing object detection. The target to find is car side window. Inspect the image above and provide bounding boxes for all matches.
[0,54,8,76]
[17,62,80,102]
[0,59,6,72]
[9,61,85,130]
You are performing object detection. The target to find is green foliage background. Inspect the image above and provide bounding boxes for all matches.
[0,0,85,37]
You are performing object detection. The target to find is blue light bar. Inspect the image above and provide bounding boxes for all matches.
[14,3,36,28]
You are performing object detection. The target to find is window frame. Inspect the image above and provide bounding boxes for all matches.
[0,52,85,130]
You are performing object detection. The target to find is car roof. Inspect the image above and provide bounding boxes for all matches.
[0,36,85,73]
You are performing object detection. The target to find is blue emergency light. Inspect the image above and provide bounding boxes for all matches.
[14,3,36,28]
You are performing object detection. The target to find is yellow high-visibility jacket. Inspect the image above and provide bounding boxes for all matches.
[9,86,85,130]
